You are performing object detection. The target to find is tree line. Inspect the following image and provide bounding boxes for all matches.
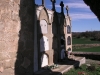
[72,31,100,41]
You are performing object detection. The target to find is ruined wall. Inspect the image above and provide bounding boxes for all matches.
[0,0,20,73]
[83,0,100,21]
[0,0,35,75]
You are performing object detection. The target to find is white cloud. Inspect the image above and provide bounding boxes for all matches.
[64,3,89,9]
[54,3,89,9]
[49,0,89,9]
[69,13,96,20]
[49,0,96,20]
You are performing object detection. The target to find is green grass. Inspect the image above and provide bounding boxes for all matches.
[73,46,100,52]
[72,37,100,44]
[63,64,100,75]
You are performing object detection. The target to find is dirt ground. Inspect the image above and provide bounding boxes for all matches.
[86,59,100,64]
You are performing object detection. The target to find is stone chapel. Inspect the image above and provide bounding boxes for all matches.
[33,0,72,72]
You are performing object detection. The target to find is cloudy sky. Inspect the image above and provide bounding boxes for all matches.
[35,0,100,32]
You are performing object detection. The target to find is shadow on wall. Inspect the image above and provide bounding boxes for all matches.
[14,0,79,75]
[15,0,35,75]
[14,0,62,74]
[52,12,59,64]
[52,11,66,64]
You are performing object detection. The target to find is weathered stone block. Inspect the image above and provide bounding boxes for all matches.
[4,20,14,32]
[0,67,4,73]
[10,58,16,69]
[3,20,20,33]
[0,22,5,32]
[13,2,19,12]
[0,61,3,67]
[0,58,15,69]
[0,32,4,41]
[3,59,11,69]
[13,21,21,32]
[0,41,5,52]
[4,41,17,52]
[12,13,19,21]
[14,0,20,4]
[4,32,18,42]
[1,10,11,20]
[0,52,10,61]
[8,52,17,59]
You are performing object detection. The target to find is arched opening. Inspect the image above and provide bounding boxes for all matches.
[41,54,48,67]
[68,47,71,51]
[67,36,71,45]
[40,36,49,52]
[67,25,71,33]
[61,49,66,59]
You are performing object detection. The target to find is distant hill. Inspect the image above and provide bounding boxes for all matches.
[72,31,100,41]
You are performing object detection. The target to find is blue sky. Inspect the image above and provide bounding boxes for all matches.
[35,0,100,32]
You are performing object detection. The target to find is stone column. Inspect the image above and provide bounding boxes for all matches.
[60,1,64,13]
[51,0,56,11]
[42,0,45,6]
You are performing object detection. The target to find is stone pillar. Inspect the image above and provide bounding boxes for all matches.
[42,0,45,6]
[60,1,64,13]
[66,5,69,16]
[51,0,56,11]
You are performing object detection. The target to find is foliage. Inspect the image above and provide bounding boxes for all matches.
[72,31,100,41]
[63,64,100,75]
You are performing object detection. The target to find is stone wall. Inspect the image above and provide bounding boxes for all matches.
[0,0,35,75]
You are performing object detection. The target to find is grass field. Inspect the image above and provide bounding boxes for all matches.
[73,46,100,52]
[72,37,100,52]
[63,64,100,75]
[72,37,100,44]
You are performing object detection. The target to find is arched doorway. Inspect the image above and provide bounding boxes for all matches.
[41,54,48,67]
[61,49,66,59]
[67,36,71,45]
[40,19,48,34]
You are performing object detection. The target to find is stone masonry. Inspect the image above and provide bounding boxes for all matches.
[0,0,35,75]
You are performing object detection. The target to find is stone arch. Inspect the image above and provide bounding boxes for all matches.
[39,7,49,24]
[41,53,49,67]
[40,36,49,52]
[40,19,48,34]
[61,49,66,59]
[67,36,71,45]
[68,47,71,51]
[67,25,71,33]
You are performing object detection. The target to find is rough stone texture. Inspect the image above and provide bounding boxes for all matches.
[0,0,35,75]
[83,0,100,21]
[0,68,14,75]
[0,0,20,72]
[0,67,4,73]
